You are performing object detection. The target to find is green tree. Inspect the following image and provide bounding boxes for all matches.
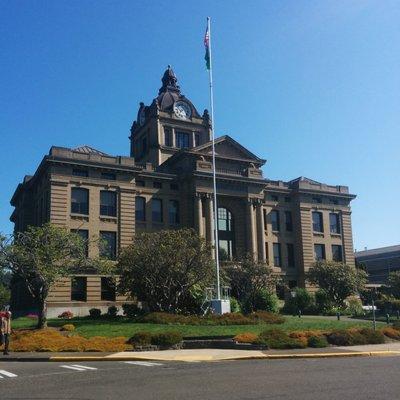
[0,269,11,307]
[223,255,278,313]
[387,271,400,299]
[307,261,367,308]
[117,229,214,313]
[0,224,113,328]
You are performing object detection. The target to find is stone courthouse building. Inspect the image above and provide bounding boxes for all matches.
[10,67,356,316]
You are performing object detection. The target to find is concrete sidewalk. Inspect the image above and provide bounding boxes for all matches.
[2,343,400,363]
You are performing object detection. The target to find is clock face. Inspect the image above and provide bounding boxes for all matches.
[173,101,192,119]
[139,109,146,126]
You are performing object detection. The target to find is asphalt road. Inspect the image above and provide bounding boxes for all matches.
[0,357,399,400]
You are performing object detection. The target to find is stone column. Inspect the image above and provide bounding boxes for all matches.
[246,199,257,260]
[205,194,215,256]
[255,200,266,262]
[194,193,204,237]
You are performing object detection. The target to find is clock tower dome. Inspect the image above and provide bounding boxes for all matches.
[129,66,212,167]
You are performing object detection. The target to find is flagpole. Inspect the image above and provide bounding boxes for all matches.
[207,16,221,301]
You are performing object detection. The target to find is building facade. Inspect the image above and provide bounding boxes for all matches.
[10,67,356,316]
[355,245,400,284]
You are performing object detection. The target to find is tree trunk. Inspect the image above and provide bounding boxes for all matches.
[37,299,47,329]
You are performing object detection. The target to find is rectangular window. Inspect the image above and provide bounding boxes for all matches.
[329,213,341,234]
[101,172,116,180]
[135,196,146,222]
[271,210,280,232]
[312,197,322,204]
[100,191,117,217]
[194,133,200,147]
[71,187,89,215]
[314,244,326,261]
[71,277,87,302]
[100,231,117,260]
[285,211,293,232]
[152,199,163,223]
[71,229,89,257]
[72,169,88,177]
[175,131,190,149]
[170,183,179,190]
[153,182,162,189]
[312,211,324,233]
[265,243,269,264]
[271,195,279,201]
[101,277,116,301]
[287,243,295,268]
[284,196,291,203]
[168,200,180,224]
[263,209,267,230]
[273,243,281,267]
[332,245,343,262]
[164,127,172,146]
[136,180,145,187]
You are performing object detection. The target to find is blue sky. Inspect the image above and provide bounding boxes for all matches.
[1,1,399,250]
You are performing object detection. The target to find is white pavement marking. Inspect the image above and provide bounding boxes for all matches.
[71,364,98,370]
[124,361,164,367]
[0,370,18,378]
[60,365,97,371]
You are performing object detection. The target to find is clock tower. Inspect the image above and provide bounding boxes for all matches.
[129,66,212,167]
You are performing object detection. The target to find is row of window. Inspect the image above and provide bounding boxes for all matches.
[73,169,116,180]
[135,197,179,224]
[312,211,341,234]
[72,229,117,260]
[136,180,179,190]
[71,277,116,302]
[71,188,117,217]
[164,128,200,148]
[270,242,343,267]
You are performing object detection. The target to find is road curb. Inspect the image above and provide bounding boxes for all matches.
[47,350,400,363]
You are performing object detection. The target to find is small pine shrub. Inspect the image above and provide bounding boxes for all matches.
[127,331,153,346]
[381,327,400,340]
[107,306,119,318]
[122,303,145,319]
[233,332,259,344]
[229,297,241,313]
[150,331,183,347]
[307,335,329,348]
[58,311,73,319]
[60,324,75,332]
[89,308,102,318]
[327,328,384,346]
[257,329,306,349]
[358,328,385,344]
[250,311,285,324]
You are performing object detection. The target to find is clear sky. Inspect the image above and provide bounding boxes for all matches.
[1,1,399,250]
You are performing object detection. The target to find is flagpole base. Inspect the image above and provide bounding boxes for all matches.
[210,299,231,315]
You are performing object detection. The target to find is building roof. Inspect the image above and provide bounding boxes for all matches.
[355,245,400,258]
[73,145,110,156]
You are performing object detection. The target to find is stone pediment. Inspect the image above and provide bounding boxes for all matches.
[193,135,265,165]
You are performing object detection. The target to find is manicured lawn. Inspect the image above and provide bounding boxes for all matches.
[13,316,383,338]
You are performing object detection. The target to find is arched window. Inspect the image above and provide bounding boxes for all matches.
[217,207,234,260]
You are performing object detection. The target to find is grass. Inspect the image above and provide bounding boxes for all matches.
[12,316,384,339]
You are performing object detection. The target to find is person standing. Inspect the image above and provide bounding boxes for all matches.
[1,311,11,355]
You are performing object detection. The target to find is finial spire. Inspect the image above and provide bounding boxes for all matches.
[159,65,180,94]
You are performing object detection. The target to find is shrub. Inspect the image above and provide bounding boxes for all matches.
[89,308,102,318]
[122,303,145,319]
[289,330,325,339]
[127,331,152,346]
[381,327,400,340]
[307,335,329,348]
[392,321,400,330]
[315,289,333,314]
[58,311,73,319]
[233,332,259,344]
[257,329,307,349]
[229,297,241,313]
[375,297,400,313]
[60,324,75,332]
[151,331,183,347]
[252,289,279,313]
[282,288,315,315]
[107,306,119,318]
[9,330,128,352]
[346,296,364,317]
[327,328,384,346]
